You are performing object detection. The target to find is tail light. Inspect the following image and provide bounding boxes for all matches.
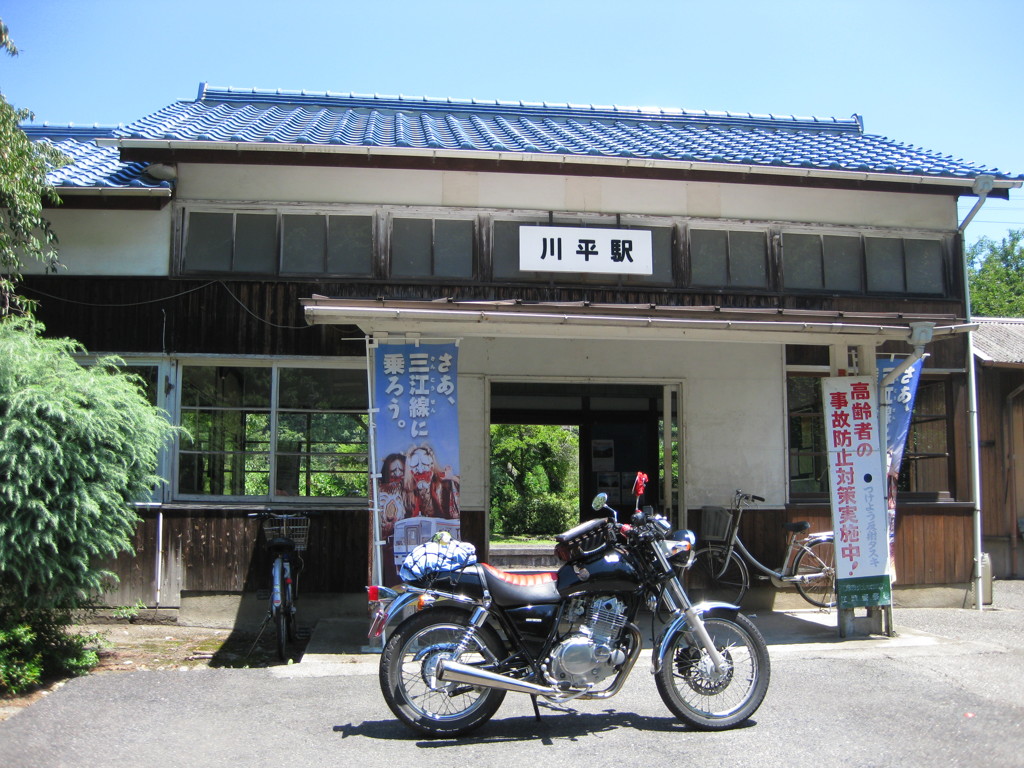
[367,585,397,603]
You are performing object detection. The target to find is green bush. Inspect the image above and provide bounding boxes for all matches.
[0,610,98,694]
[0,621,41,694]
[0,319,174,691]
[500,494,576,537]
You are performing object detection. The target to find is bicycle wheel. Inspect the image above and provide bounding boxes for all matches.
[687,547,749,606]
[272,559,287,661]
[794,538,836,608]
[655,612,770,730]
[380,607,507,737]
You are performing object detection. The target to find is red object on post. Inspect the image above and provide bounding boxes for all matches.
[632,472,648,499]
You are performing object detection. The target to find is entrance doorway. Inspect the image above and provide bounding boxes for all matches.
[490,381,680,529]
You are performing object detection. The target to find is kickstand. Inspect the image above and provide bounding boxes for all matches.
[530,695,542,721]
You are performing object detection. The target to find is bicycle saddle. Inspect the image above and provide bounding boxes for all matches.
[782,521,811,534]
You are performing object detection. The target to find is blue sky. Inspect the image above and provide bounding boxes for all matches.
[3,0,1022,246]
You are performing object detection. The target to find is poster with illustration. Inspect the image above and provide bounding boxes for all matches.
[372,342,460,586]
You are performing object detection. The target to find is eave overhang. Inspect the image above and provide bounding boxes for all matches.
[47,186,174,210]
[302,297,975,346]
[98,138,1021,199]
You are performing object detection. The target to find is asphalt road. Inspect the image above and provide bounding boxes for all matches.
[3,581,1023,768]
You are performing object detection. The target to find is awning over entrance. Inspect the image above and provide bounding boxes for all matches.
[302,297,975,347]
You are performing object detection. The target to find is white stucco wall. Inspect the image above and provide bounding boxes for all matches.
[453,335,787,516]
[23,207,172,276]
[178,162,957,232]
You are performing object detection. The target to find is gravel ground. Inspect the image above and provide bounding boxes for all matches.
[893,578,1024,650]
[3,579,1021,723]
[0,619,307,722]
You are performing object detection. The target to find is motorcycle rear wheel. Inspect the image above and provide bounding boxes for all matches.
[655,612,770,730]
[380,607,507,737]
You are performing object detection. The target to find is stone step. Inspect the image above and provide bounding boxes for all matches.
[488,543,560,570]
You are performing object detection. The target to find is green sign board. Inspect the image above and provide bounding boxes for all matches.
[837,574,892,609]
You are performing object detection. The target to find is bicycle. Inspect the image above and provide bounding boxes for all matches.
[250,513,310,661]
[685,490,836,608]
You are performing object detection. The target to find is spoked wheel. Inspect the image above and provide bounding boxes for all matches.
[687,547,750,605]
[272,558,287,660]
[380,607,507,738]
[794,538,836,608]
[655,613,770,730]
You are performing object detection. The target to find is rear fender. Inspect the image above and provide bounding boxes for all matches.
[368,590,422,639]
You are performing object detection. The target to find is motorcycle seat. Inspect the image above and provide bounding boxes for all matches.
[481,564,561,606]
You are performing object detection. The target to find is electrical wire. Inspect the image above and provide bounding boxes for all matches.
[22,279,312,330]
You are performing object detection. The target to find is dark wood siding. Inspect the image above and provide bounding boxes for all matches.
[99,507,489,606]
[24,275,966,358]
[691,502,973,587]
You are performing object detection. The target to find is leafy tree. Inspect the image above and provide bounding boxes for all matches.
[490,424,579,535]
[0,319,176,691]
[968,229,1024,317]
[0,319,176,610]
[0,18,68,317]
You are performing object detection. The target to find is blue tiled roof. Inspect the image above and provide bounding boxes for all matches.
[106,83,1018,182]
[21,124,172,190]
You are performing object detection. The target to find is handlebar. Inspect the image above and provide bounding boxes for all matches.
[734,490,765,504]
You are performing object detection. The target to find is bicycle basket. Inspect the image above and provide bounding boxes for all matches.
[699,506,733,543]
[262,515,310,551]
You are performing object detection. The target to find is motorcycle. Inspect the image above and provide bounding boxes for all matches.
[367,472,770,737]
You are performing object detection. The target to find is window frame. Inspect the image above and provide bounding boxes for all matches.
[177,203,379,279]
[385,209,478,281]
[684,223,772,290]
[175,202,957,300]
[784,363,959,501]
[170,355,370,505]
[780,226,951,298]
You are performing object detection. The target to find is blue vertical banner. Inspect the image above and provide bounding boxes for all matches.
[877,358,923,584]
[372,342,460,586]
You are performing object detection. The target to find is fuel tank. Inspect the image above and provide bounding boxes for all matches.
[556,547,642,596]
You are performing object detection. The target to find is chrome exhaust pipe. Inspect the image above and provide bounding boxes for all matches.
[436,659,554,696]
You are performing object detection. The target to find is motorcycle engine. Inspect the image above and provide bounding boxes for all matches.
[544,596,630,688]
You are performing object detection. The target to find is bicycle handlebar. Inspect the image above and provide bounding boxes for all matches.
[735,490,766,504]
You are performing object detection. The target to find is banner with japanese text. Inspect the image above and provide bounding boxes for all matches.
[822,376,892,608]
[877,357,924,583]
[372,342,460,586]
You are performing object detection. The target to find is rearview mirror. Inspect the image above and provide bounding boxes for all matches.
[592,492,609,511]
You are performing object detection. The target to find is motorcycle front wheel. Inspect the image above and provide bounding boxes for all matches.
[380,607,507,737]
[655,612,770,730]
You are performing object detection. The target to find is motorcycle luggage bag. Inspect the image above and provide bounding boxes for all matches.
[554,517,616,562]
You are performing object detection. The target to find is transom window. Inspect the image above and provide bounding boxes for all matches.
[183,210,374,277]
[390,217,474,278]
[178,205,954,299]
[689,229,768,288]
[782,232,946,295]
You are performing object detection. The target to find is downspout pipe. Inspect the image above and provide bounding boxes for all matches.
[959,174,995,610]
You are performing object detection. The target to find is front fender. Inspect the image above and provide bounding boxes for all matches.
[652,601,741,673]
